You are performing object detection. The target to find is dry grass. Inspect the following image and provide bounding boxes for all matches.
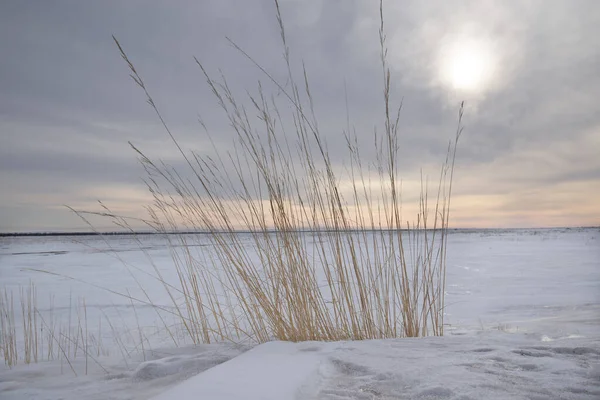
[81,0,464,345]
[0,288,17,366]
[0,284,113,374]
[20,283,38,364]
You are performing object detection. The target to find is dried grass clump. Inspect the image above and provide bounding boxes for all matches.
[86,0,463,344]
[1,284,110,375]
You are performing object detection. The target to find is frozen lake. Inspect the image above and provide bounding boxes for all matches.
[1,228,599,399]
[2,228,598,341]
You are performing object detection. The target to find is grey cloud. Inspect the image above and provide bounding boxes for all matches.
[1,0,599,231]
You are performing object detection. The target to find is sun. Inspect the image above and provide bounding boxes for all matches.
[450,49,486,90]
[439,38,495,93]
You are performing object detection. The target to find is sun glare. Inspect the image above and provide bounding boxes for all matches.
[440,38,495,93]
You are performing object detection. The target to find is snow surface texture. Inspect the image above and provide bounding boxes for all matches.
[1,333,598,399]
[155,333,600,400]
[0,343,249,400]
[150,335,600,400]
[1,228,599,399]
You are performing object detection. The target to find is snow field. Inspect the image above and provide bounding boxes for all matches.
[1,228,599,398]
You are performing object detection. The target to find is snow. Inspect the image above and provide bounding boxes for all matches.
[151,341,324,400]
[0,343,249,400]
[2,333,599,399]
[1,228,599,399]
[151,334,600,400]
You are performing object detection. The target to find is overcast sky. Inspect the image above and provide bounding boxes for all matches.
[1,0,599,232]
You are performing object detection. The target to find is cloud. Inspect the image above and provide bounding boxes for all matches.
[1,0,599,231]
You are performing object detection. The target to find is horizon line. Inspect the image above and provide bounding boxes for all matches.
[1,226,599,237]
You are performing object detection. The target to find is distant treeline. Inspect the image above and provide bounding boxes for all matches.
[0,227,597,238]
[0,231,198,237]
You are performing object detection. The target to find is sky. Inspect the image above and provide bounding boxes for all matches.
[1,0,599,232]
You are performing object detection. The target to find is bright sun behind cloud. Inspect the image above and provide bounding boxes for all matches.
[439,37,496,93]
